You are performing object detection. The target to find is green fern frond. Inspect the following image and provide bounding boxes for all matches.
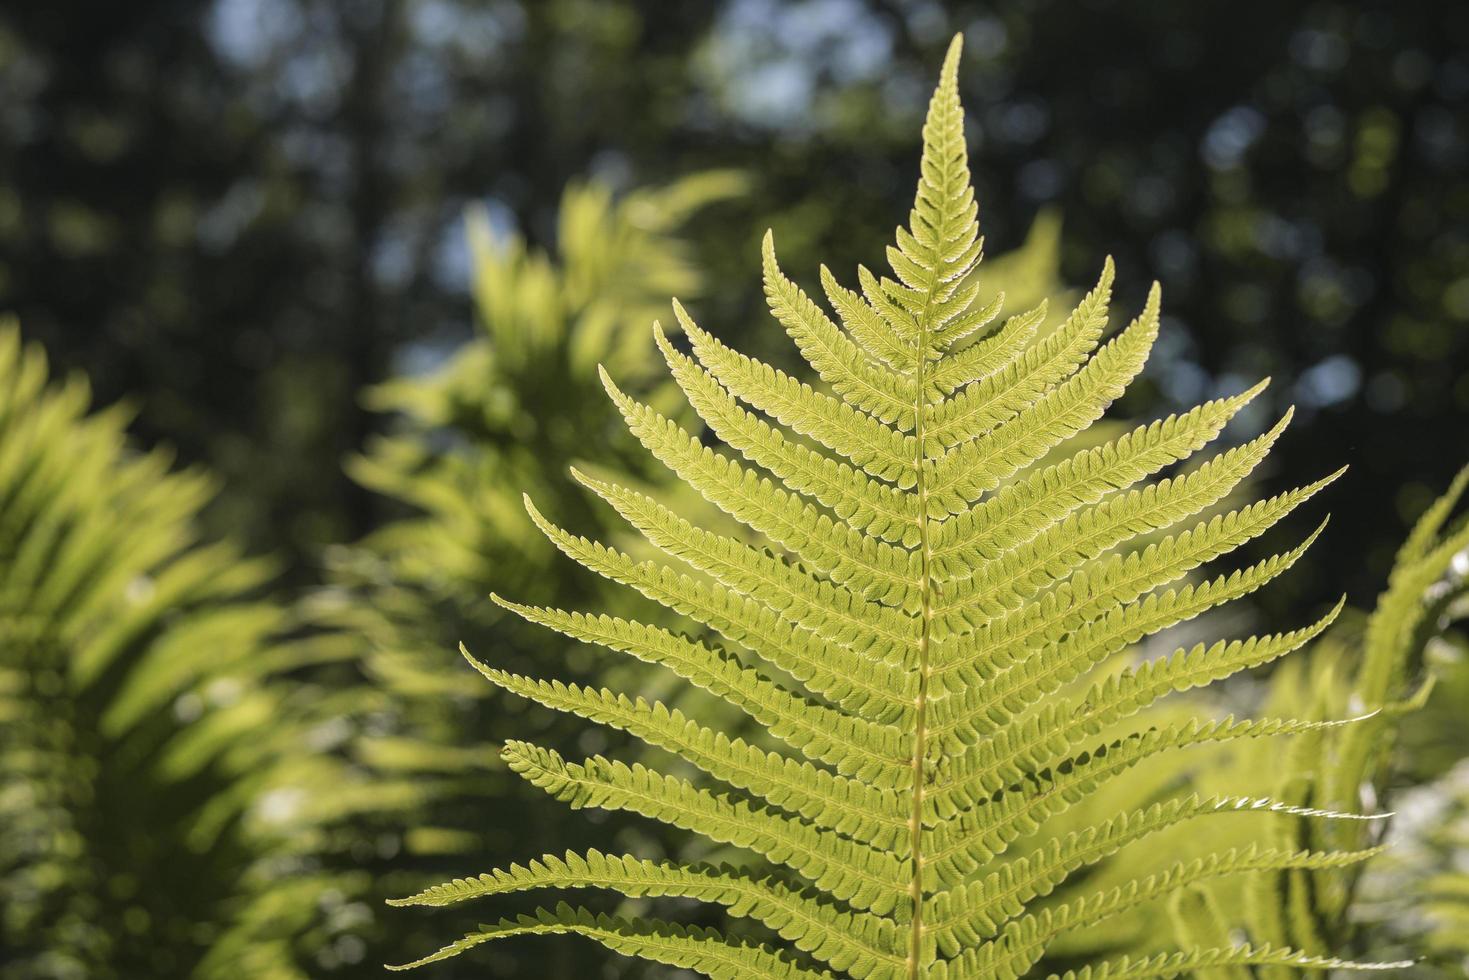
[1221,466,1469,968]
[1042,943,1411,980]
[0,323,365,977]
[1167,885,1253,980]
[390,902,833,977]
[485,600,907,782]
[395,34,1397,977]
[390,852,900,973]
[1329,463,1469,808]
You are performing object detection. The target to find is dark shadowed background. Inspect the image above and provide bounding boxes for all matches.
[1,0,1465,657]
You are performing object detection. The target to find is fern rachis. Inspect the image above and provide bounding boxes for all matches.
[391,35,1407,978]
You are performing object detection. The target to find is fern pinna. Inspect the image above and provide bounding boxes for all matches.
[391,36,1404,978]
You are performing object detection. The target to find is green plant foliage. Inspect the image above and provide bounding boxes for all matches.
[1244,473,1469,969]
[1237,468,1469,976]
[316,158,1069,972]
[308,172,755,970]
[346,173,748,599]
[331,173,745,694]
[1369,745,1469,977]
[0,323,370,978]
[1025,469,1469,968]
[390,37,1410,977]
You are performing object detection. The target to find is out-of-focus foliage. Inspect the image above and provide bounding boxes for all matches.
[1338,475,1469,977]
[1026,471,1469,974]
[1049,469,1469,974]
[309,174,746,974]
[1,1,1463,610]
[1218,468,1469,973]
[0,0,733,571]
[344,172,746,603]
[0,323,373,978]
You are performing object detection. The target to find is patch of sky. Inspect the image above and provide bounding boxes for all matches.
[1251,213,1313,262]
[1296,354,1362,408]
[1150,319,1210,407]
[1202,105,1267,171]
[1017,159,1063,201]
[433,201,491,292]
[370,220,417,291]
[393,49,453,117]
[704,0,894,130]
[1289,28,1350,74]
[962,16,1009,61]
[1150,229,1198,286]
[207,0,303,68]
[896,1,948,45]
[992,99,1049,144]
[410,0,523,56]
[278,44,350,115]
[391,197,513,379]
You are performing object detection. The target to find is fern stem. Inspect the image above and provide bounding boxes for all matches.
[906,265,937,980]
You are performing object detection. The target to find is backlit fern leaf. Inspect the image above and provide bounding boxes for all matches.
[1212,465,1469,973]
[392,36,1405,978]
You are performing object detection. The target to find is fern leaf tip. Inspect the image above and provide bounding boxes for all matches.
[670,301,703,340]
[459,644,498,682]
[652,324,679,360]
[939,34,964,90]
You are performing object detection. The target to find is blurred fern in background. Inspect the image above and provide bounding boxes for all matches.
[1323,471,1469,977]
[1034,467,1469,974]
[309,174,751,973]
[0,324,372,978]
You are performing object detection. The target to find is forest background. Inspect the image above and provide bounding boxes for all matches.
[2,1,1467,977]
